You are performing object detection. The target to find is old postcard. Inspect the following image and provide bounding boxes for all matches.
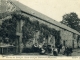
[0,0,80,60]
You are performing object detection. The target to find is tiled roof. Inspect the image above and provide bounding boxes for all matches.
[10,0,80,35]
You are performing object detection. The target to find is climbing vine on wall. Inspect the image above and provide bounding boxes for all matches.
[1,15,17,43]
[0,11,28,43]
[22,15,61,45]
[0,11,61,46]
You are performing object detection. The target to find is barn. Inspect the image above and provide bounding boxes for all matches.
[0,0,80,53]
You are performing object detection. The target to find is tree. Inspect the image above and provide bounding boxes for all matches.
[60,12,80,32]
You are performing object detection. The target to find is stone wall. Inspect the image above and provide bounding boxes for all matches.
[60,29,73,47]
[16,12,78,49]
[73,34,78,48]
[16,13,58,52]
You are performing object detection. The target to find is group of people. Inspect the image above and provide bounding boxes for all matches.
[32,43,73,56]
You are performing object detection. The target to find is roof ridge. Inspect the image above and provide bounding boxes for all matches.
[9,0,80,35]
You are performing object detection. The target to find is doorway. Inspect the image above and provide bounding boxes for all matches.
[72,40,74,48]
[63,41,65,46]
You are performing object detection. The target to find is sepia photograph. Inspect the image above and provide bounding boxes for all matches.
[0,0,80,59]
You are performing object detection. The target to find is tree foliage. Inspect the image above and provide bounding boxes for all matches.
[61,12,80,32]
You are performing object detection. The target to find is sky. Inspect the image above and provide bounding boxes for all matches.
[17,0,80,22]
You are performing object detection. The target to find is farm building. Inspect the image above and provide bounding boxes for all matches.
[0,0,80,53]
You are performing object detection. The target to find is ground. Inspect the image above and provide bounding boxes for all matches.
[1,48,80,56]
[71,48,80,56]
[17,48,80,56]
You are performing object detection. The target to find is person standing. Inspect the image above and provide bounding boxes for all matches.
[57,45,61,53]
[50,46,54,56]
[38,44,42,54]
[60,45,65,55]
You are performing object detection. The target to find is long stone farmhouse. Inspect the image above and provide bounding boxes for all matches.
[0,0,80,53]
